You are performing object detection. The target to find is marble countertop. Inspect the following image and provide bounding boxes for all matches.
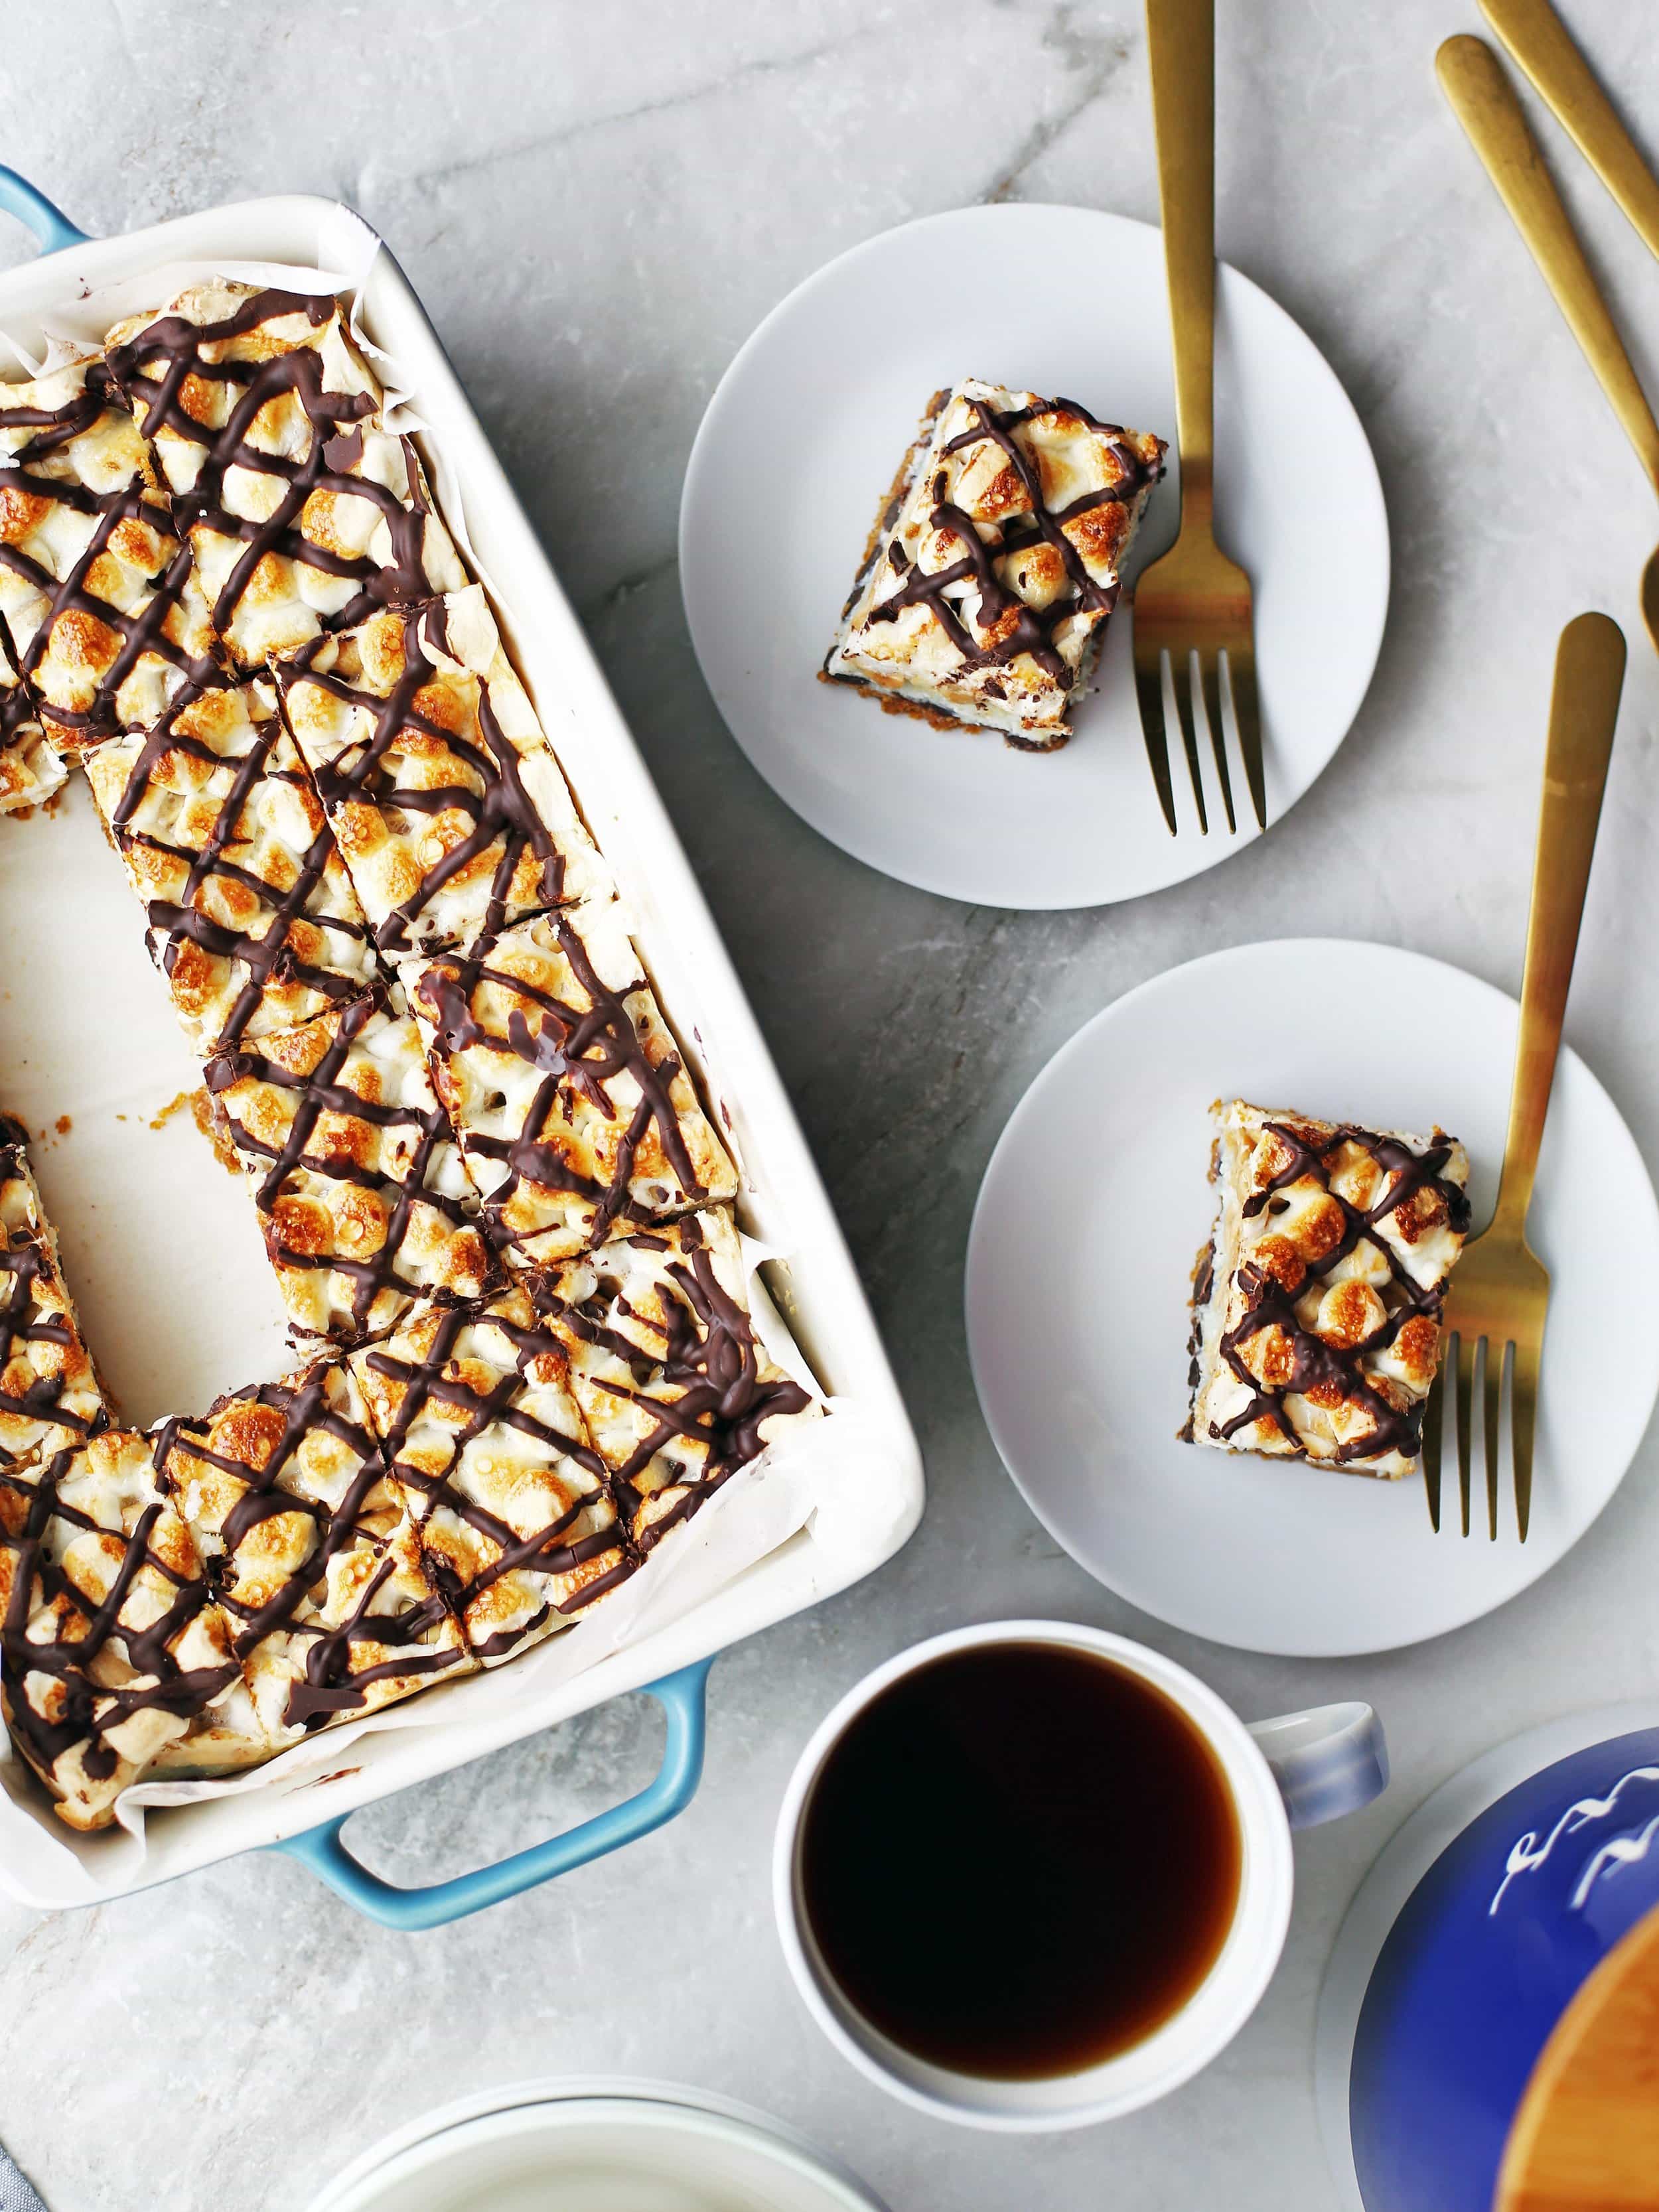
[5,2,1659,2205]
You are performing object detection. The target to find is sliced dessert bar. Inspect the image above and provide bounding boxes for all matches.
[204,981,492,1346]
[0,1115,112,1474]
[105,281,466,669]
[824,379,1165,750]
[0,639,66,813]
[350,1287,630,1661]
[1187,1100,1471,1478]
[153,1358,471,1746]
[82,676,383,1056]
[403,898,737,1267]
[536,1208,819,1552]
[0,1430,263,1830]
[0,352,220,740]
[275,587,611,956]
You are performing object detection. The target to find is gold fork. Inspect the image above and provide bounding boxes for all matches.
[1438,35,1659,657]
[1423,612,1624,1541]
[1135,0,1265,838]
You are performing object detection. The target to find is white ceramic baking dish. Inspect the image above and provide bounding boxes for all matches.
[0,179,922,1921]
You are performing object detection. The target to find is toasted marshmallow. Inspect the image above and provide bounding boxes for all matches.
[83,676,382,1056]
[0,1430,259,1830]
[401,898,737,1267]
[0,1115,113,1474]
[154,1357,471,1743]
[276,587,612,957]
[205,980,493,1347]
[535,1207,820,1551]
[1187,1099,1471,1479]
[825,380,1165,748]
[349,1287,628,1662]
[106,281,465,669]
[0,352,220,738]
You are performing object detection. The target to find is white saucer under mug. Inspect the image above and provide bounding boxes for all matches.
[966,938,1659,1656]
[680,202,1388,908]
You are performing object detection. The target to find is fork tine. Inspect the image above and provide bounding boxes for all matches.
[1422,1368,1445,1531]
[1512,1337,1540,1544]
[1133,654,1179,836]
[1226,648,1267,831]
[1198,654,1236,833]
[1484,1340,1505,1542]
[1171,654,1208,834]
[1454,1332,1477,1537]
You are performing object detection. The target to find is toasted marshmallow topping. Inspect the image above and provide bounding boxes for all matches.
[534,1209,818,1551]
[276,586,611,957]
[1188,1099,1471,1479]
[154,1357,470,1742]
[826,380,1165,748]
[84,677,382,1055]
[106,282,465,669]
[403,898,737,1266]
[0,353,221,739]
[350,1288,629,1663]
[205,980,492,1348]
[0,1116,113,1474]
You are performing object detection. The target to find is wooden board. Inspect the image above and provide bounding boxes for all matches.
[1498,1900,1659,2211]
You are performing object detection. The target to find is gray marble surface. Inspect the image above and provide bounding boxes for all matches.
[4,3,1659,2206]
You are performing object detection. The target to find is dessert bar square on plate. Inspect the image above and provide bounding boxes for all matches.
[0,1429,264,1831]
[403,898,737,1266]
[153,1357,472,1748]
[106,280,467,670]
[536,1208,820,1552]
[0,1116,113,1475]
[206,980,493,1346]
[276,585,612,956]
[823,378,1165,750]
[349,1286,631,1662]
[82,675,384,1056]
[1187,1100,1471,1478]
[0,352,220,740]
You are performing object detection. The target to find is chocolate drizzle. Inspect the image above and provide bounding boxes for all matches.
[106,288,452,655]
[413,915,712,1256]
[0,1133,109,1465]
[0,1448,238,1786]
[154,1365,465,1731]
[538,1221,811,1552]
[862,393,1158,685]
[0,362,223,736]
[1213,1121,1471,1465]
[205,985,490,1342]
[278,603,571,953]
[362,1300,630,1653]
[104,691,377,1052]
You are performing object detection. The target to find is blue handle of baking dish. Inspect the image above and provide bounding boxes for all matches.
[269,1656,714,1931]
[0,167,90,255]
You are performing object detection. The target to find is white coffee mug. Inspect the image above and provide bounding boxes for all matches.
[772,1620,1386,2132]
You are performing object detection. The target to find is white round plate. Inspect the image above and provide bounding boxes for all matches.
[679,203,1388,909]
[307,2078,888,2212]
[964,939,1659,1655]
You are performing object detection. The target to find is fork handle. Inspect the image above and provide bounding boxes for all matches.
[1146,0,1215,527]
[1480,0,1659,266]
[1437,35,1659,495]
[1492,612,1624,1236]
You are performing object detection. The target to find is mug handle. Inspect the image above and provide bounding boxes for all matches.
[1248,1701,1388,1830]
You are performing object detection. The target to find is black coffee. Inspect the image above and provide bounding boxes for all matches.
[799,1642,1242,2079]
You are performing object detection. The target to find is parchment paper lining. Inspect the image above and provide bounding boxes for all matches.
[0,222,893,1898]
